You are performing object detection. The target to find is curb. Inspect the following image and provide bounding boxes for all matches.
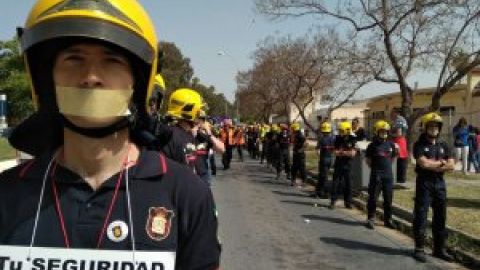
[306,171,480,269]
[354,193,480,269]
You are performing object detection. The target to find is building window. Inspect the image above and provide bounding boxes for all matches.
[439,106,455,116]
[473,81,480,97]
[372,111,385,119]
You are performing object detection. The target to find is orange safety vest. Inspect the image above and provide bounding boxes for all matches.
[235,129,245,145]
[221,127,235,145]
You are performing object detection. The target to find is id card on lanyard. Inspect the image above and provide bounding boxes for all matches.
[0,245,175,270]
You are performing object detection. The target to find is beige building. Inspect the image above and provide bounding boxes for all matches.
[365,68,480,140]
[289,99,368,135]
[284,68,480,139]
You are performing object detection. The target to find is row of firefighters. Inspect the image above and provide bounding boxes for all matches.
[216,114,456,264]
[150,74,454,264]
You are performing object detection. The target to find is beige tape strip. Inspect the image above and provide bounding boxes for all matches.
[56,87,133,118]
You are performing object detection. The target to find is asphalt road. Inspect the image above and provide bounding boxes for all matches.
[211,156,464,270]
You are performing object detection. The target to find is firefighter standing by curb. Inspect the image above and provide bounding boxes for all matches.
[365,120,398,230]
[412,113,455,263]
[290,123,307,187]
[330,121,357,209]
[314,121,335,198]
[275,124,291,180]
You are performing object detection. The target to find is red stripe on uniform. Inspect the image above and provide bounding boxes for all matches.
[159,153,168,174]
[18,160,35,178]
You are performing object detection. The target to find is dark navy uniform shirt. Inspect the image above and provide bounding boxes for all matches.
[365,139,397,177]
[162,125,195,166]
[0,150,220,270]
[193,135,212,177]
[414,136,452,179]
[277,130,291,149]
[333,135,357,169]
[292,131,306,153]
[316,135,335,161]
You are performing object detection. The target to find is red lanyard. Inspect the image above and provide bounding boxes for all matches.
[51,146,132,248]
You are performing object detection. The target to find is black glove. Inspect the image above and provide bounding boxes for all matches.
[196,132,213,147]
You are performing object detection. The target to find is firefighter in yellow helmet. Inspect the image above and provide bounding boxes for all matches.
[365,120,398,230]
[290,122,307,186]
[149,74,166,115]
[412,112,454,263]
[147,73,174,150]
[163,88,221,169]
[330,121,357,209]
[313,121,335,198]
[259,123,270,164]
[194,109,225,186]
[1,1,220,268]
[275,123,292,180]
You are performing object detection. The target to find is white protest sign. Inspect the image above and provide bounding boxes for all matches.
[0,245,175,270]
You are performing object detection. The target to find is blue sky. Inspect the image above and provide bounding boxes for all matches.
[1,0,437,102]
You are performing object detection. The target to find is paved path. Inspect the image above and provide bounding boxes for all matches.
[212,157,465,270]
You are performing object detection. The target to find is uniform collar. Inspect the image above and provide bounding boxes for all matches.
[20,149,168,186]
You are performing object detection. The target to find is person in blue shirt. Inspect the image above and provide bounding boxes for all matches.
[453,117,470,174]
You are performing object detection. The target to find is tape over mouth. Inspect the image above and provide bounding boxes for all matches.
[56,86,133,118]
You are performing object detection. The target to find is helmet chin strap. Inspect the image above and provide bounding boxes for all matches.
[61,115,130,139]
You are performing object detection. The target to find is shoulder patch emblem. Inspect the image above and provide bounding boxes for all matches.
[146,207,175,241]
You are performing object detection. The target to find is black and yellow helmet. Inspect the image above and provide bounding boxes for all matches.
[291,122,301,132]
[373,120,391,134]
[167,88,205,122]
[321,122,332,133]
[10,0,158,155]
[421,112,443,131]
[150,74,166,110]
[20,0,158,114]
[338,121,352,136]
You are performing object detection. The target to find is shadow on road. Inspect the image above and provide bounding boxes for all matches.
[280,199,319,207]
[252,179,291,186]
[244,174,273,179]
[320,237,411,257]
[272,190,309,198]
[302,214,364,226]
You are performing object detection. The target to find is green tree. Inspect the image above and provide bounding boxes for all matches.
[192,77,233,117]
[0,38,34,125]
[159,42,194,90]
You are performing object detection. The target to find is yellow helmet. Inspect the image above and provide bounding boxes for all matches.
[198,110,207,119]
[338,121,352,136]
[421,112,443,131]
[167,88,205,121]
[20,0,158,114]
[155,74,166,91]
[271,124,279,132]
[373,120,391,134]
[149,74,166,109]
[10,0,158,155]
[321,122,332,133]
[291,122,301,131]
